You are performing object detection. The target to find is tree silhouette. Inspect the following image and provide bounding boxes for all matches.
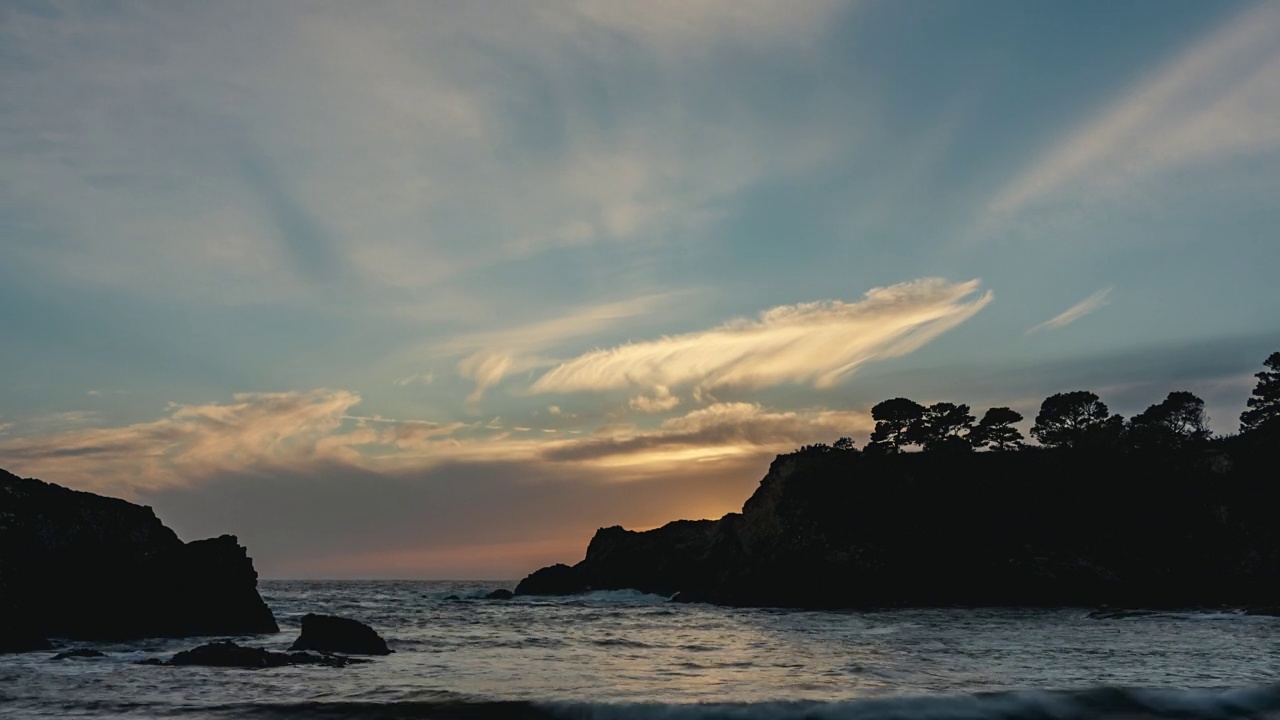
[1031,391,1118,449]
[1240,352,1280,433]
[969,407,1024,450]
[867,398,925,453]
[1129,391,1210,448]
[833,436,856,451]
[920,402,975,452]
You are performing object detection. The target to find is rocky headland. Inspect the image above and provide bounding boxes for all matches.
[516,429,1280,609]
[0,468,278,652]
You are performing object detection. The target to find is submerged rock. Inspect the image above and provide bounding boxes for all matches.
[485,589,514,600]
[168,640,358,668]
[289,614,391,655]
[0,468,278,648]
[51,648,107,660]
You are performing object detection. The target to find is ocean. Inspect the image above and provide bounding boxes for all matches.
[4,580,1280,719]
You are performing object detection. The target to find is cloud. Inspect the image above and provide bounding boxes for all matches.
[25,411,103,431]
[0,385,875,497]
[0,2,855,311]
[571,0,843,50]
[0,388,545,494]
[561,0,849,76]
[986,3,1280,221]
[530,278,993,396]
[441,293,680,404]
[541,401,871,466]
[439,294,679,357]
[1027,287,1112,333]
[393,373,434,387]
[457,352,553,407]
[0,390,364,492]
[629,386,681,413]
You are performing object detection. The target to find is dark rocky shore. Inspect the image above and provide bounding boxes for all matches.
[516,428,1280,609]
[0,468,277,652]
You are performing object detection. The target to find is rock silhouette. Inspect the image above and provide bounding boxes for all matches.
[289,614,391,655]
[0,469,277,652]
[484,588,514,600]
[513,563,590,596]
[168,640,360,668]
[517,433,1280,609]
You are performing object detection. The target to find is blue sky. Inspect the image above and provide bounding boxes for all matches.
[2,1,1278,577]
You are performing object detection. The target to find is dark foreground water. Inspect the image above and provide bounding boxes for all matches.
[4,581,1280,719]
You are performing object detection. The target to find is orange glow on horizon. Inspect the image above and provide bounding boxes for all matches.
[276,536,590,581]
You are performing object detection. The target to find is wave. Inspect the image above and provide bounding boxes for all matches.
[565,589,673,605]
[592,638,656,649]
[185,685,1280,720]
[1086,609,1266,622]
[415,588,669,605]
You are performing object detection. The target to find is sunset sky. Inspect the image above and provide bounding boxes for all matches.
[2,1,1279,578]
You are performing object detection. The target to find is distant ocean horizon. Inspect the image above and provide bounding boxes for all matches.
[5,579,1280,719]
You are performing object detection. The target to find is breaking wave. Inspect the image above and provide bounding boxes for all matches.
[182,685,1280,720]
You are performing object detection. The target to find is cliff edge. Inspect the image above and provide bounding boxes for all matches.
[516,432,1280,608]
[0,468,278,651]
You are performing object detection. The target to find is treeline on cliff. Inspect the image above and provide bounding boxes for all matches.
[804,351,1280,456]
[516,352,1280,609]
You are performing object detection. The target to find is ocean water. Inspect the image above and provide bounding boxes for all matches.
[4,580,1280,719]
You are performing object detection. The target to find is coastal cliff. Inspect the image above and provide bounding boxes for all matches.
[516,430,1280,608]
[0,468,277,651]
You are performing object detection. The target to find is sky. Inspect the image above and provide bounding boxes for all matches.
[2,0,1279,579]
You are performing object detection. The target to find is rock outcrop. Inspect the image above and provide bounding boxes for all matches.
[0,563,53,653]
[168,640,359,668]
[516,436,1280,609]
[484,588,514,600]
[288,614,391,655]
[513,563,588,596]
[0,469,278,652]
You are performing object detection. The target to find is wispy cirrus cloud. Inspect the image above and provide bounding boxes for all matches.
[439,294,680,358]
[529,278,993,396]
[430,292,686,406]
[0,389,547,493]
[986,2,1280,222]
[393,373,434,388]
[457,353,552,407]
[1027,287,1113,334]
[570,0,844,52]
[542,401,870,467]
[0,390,365,492]
[0,388,866,495]
[0,1,855,309]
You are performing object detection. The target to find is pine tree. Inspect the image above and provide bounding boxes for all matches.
[1240,352,1280,433]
